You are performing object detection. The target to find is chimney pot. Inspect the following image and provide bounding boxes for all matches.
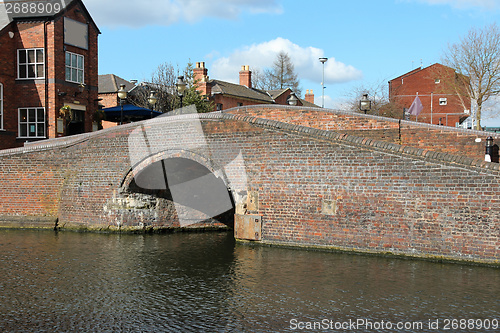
[239,65,252,88]
[305,89,315,104]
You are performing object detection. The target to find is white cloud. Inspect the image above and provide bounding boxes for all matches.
[414,0,500,10]
[84,0,283,28]
[209,37,363,86]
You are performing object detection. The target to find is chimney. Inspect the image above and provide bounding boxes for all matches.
[239,65,252,88]
[305,89,314,104]
[193,62,211,96]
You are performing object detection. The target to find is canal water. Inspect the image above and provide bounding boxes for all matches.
[0,229,498,332]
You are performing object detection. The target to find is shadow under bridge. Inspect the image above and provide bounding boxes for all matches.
[127,156,236,228]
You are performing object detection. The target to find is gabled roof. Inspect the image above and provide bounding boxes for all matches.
[210,80,274,103]
[0,0,100,35]
[267,88,290,100]
[389,63,454,82]
[209,79,318,107]
[98,74,135,94]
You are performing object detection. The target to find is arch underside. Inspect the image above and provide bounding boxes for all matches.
[120,156,235,229]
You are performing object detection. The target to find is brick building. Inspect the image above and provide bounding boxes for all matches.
[98,74,136,109]
[0,0,99,150]
[388,63,470,127]
[193,62,316,111]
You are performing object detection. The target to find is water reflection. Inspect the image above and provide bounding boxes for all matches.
[0,229,498,332]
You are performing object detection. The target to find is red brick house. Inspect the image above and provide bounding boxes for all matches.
[388,63,470,127]
[193,62,316,111]
[98,74,136,109]
[0,0,99,150]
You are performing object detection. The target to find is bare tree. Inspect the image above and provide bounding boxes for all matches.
[252,52,302,95]
[442,23,500,130]
[131,62,178,113]
[341,80,404,118]
[131,61,213,114]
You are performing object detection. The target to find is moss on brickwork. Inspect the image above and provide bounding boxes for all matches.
[239,239,500,267]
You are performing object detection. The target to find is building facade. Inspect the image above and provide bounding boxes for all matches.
[388,63,470,127]
[193,62,316,111]
[0,0,99,150]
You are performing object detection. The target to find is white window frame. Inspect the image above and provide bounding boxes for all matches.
[65,51,84,84]
[17,48,45,79]
[439,98,448,106]
[18,107,46,139]
[0,83,3,130]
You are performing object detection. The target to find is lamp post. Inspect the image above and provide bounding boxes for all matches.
[176,76,187,108]
[485,136,494,162]
[288,92,298,106]
[148,91,157,118]
[359,93,371,114]
[319,57,328,108]
[117,84,127,125]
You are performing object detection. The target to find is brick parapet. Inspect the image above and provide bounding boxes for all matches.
[226,105,500,161]
[3,109,500,175]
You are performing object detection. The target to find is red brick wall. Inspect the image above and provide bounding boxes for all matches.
[212,94,268,110]
[0,23,17,150]
[389,64,470,125]
[0,109,499,263]
[99,93,118,108]
[227,106,500,160]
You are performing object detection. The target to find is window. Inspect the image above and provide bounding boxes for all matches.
[65,52,84,83]
[0,83,3,130]
[237,102,243,107]
[439,98,447,105]
[18,48,44,79]
[18,108,45,138]
[435,79,441,84]
[216,103,223,111]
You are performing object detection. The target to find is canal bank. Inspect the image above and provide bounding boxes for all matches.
[1,219,499,268]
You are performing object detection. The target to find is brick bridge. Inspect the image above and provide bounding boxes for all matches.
[1,106,499,264]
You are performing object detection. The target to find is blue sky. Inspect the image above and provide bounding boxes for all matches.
[85,0,500,125]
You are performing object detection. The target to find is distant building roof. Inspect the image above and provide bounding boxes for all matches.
[298,97,317,108]
[98,74,136,94]
[210,80,274,104]
[389,63,454,82]
[209,80,317,106]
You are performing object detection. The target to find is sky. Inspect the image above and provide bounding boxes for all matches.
[85,0,500,126]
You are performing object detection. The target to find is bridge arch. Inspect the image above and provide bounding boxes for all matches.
[119,149,236,228]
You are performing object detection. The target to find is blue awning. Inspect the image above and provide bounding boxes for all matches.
[102,104,162,122]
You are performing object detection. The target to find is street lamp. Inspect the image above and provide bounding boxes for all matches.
[117,84,127,125]
[176,76,187,108]
[148,91,157,118]
[288,92,298,106]
[319,57,328,108]
[359,93,371,114]
[485,136,494,162]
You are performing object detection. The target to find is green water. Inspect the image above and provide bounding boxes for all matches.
[0,229,498,332]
